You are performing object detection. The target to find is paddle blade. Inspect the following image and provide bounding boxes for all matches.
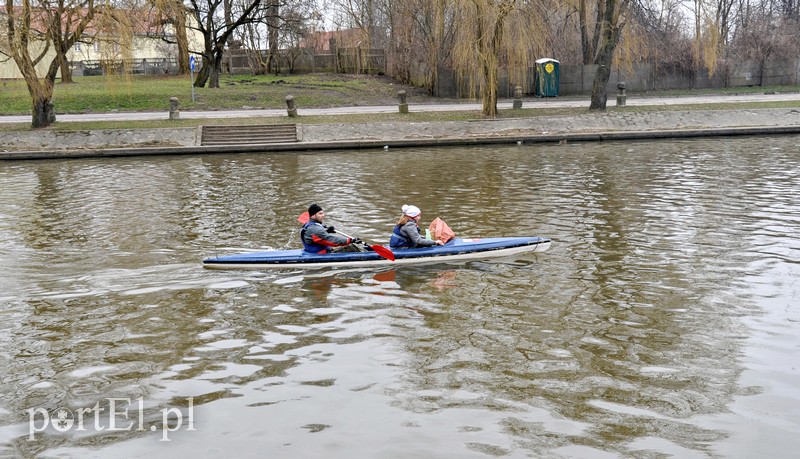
[371,244,395,261]
[297,212,309,224]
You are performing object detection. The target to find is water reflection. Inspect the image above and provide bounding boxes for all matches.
[1,136,799,456]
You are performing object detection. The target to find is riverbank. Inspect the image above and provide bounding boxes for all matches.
[2,106,800,160]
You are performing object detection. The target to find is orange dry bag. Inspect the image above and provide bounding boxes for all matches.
[429,217,455,243]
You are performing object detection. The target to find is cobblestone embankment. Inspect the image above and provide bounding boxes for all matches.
[1,108,799,160]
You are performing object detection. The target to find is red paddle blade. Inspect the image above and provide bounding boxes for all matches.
[371,244,395,261]
[297,212,310,224]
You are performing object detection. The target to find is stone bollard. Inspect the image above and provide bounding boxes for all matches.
[285,95,297,117]
[513,85,523,109]
[616,82,627,107]
[169,97,180,120]
[398,90,408,114]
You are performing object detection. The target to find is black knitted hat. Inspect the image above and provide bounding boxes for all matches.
[308,204,323,217]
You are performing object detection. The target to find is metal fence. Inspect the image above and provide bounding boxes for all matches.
[68,48,387,77]
[66,53,798,97]
[431,58,800,98]
[224,48,386,75]
[70,58,182,76]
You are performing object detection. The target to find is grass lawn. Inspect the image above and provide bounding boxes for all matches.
[0,73,440,115]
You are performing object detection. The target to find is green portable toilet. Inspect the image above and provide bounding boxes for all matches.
[534,58,560,97]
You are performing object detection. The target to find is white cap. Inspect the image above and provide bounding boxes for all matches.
[402,204,421,218]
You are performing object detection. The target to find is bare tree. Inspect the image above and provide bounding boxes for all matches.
[275,7,314,72]
[328,0,390,49]
[389,0,456,94]
[3,0,98,127]
[233,0,317,75]
[264,0,279,72]
[43,1,87,82]
[187,0,263,88]
[778,0,799,19]
[729,1,800,85]
[588,0,628,110]
[617,0,694,88]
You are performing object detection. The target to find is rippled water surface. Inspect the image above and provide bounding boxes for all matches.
[1,136,799,458]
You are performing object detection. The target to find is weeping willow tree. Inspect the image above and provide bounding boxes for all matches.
[609,18,651,75]
[698,14,722,77]
[3,0,98,127]
[187,0,263,88]
[689,0,739,82]
[93,2,135,76]
[452,0,548,117]
[152,0,192,74]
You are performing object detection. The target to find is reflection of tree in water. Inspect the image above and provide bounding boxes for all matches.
[196,154,303,247]
[24,165,90,250]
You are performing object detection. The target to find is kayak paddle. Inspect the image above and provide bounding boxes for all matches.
[297,212,395,261]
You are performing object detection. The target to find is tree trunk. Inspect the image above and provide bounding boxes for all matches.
[578,0,593,64]
[209,51,224,88]
[481,66,498,117]
[194,32,217,87]
[475,3,500,117]
[31,95,56,128]
[194,56,211,87]
[428,47,439,94]
[428,0,445,95]
[57,50,74,83]
[14,52,58,128]
[209,68,220,88]
[589,63,611,110]
[589,0,624,110]
[158,0,190,74]
[175,9,190,74]
[266,0,279,74]
[196,41,229,88]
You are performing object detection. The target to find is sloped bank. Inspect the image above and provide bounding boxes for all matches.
[1,108,799,161]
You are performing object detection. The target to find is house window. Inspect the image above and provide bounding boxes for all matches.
[74,43,81,52]
[93,42,100,52]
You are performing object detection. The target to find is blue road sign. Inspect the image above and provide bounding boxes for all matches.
[189,56,196,72]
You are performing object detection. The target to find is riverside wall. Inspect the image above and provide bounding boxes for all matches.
[2,107,799,160]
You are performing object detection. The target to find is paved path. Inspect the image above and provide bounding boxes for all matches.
[2,92,799,124]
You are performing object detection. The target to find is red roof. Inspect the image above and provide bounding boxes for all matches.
[3,5,169,38]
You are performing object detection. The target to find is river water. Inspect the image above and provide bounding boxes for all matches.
[0,136,798,458]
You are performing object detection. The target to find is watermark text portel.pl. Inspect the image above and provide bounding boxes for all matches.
[28,396,194,442]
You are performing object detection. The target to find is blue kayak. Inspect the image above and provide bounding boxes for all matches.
[203,236,551,270]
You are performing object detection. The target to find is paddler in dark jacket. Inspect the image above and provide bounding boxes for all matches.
[301,204,362,254]
[389,204,444,249]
